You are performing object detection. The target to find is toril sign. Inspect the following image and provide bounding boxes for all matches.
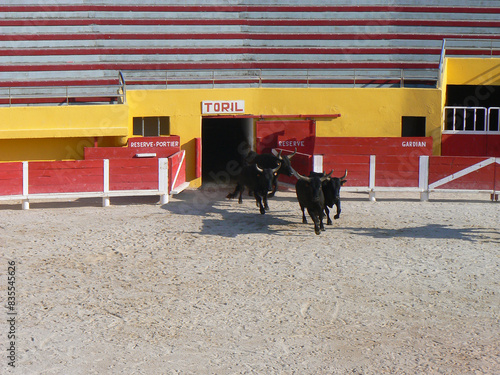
[202,100,245,114]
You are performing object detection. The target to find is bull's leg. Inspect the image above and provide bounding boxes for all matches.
[226,184,242,200]
[268,177,278,198]
[263,192,270,211]
[325,206,333,225]
[254,193,266,214]
[334,200,341,220]
[319,210,325,231]
[300,204,307,223]
[307,208,321,235]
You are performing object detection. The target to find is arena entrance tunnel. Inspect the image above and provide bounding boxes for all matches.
[201,117,254,184]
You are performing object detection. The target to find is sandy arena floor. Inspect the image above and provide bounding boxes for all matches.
[1,187,499,374]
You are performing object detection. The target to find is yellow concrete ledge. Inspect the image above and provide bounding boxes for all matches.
[0,104,129,140]
[0,127,128,139]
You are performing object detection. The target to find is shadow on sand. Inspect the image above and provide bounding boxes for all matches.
[0,196,162,211]
[330,223,500,243]
[161,185,300,238]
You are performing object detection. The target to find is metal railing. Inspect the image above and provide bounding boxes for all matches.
[443,106,500,133]
[0,67,438,106]
[0,74,126,107]
[119,68,439,89]
[438,38,500,84]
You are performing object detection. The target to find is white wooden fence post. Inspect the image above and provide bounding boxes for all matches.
[22,161,29,210]
[159,157,169,205]
[369,155,376,202]
[495,157,500,201]
[312,154,323,173]
[102,159,110,207]
[419,156,430,201]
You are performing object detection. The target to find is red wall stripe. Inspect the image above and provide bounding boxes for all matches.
[0,5,498,14]
[4,47,497,57]
[1,19,499,28]
[2,33,498,42]
[0,62,439,72]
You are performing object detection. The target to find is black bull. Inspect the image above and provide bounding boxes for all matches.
[227,162,281,214]
[293,169,347,234]
[319,170,348,224]
[245,149,296,197]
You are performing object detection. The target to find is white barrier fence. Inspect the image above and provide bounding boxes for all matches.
[315,155,500,202]
[0,158,172,210]
[1,154,498,209]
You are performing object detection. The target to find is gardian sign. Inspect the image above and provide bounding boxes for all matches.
[202,100,245,114]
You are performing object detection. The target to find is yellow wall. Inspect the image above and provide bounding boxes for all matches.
[445,58,500,86]
[0,104,128,139]
[2,57,498,186]
[126,87,441,139]
[126,87,443,187]
[0,137,119,161]
[0,86,445,185]
[0,104,129,161]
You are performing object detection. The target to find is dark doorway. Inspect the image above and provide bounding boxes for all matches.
[202,118,253,183]
[446,85,499,108]
[402,116,426,137]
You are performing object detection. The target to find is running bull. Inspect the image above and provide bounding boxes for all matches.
[322,170,348,224]
[227,162,281,214]
[245,148,296,197]
[293,169,333,235]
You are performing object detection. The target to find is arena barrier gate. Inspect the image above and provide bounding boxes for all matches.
[0,150,188,210]
[276,149,500,202]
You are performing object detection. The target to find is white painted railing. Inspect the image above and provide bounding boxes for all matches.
[320,155,500,202]
[443,106,500,133]
[0,158,170,210]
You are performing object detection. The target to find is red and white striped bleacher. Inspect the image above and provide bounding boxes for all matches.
[0,1,499,104]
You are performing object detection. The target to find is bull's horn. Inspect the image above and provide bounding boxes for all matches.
[277,150,283,159]
[288,147,297,159]
[255,164,263,173]
[291,167,311,182]
[341,170,348,180]
[272,161,282,173]
[320,170,334,182]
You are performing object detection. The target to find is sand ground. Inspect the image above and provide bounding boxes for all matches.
[1,187,499,374]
